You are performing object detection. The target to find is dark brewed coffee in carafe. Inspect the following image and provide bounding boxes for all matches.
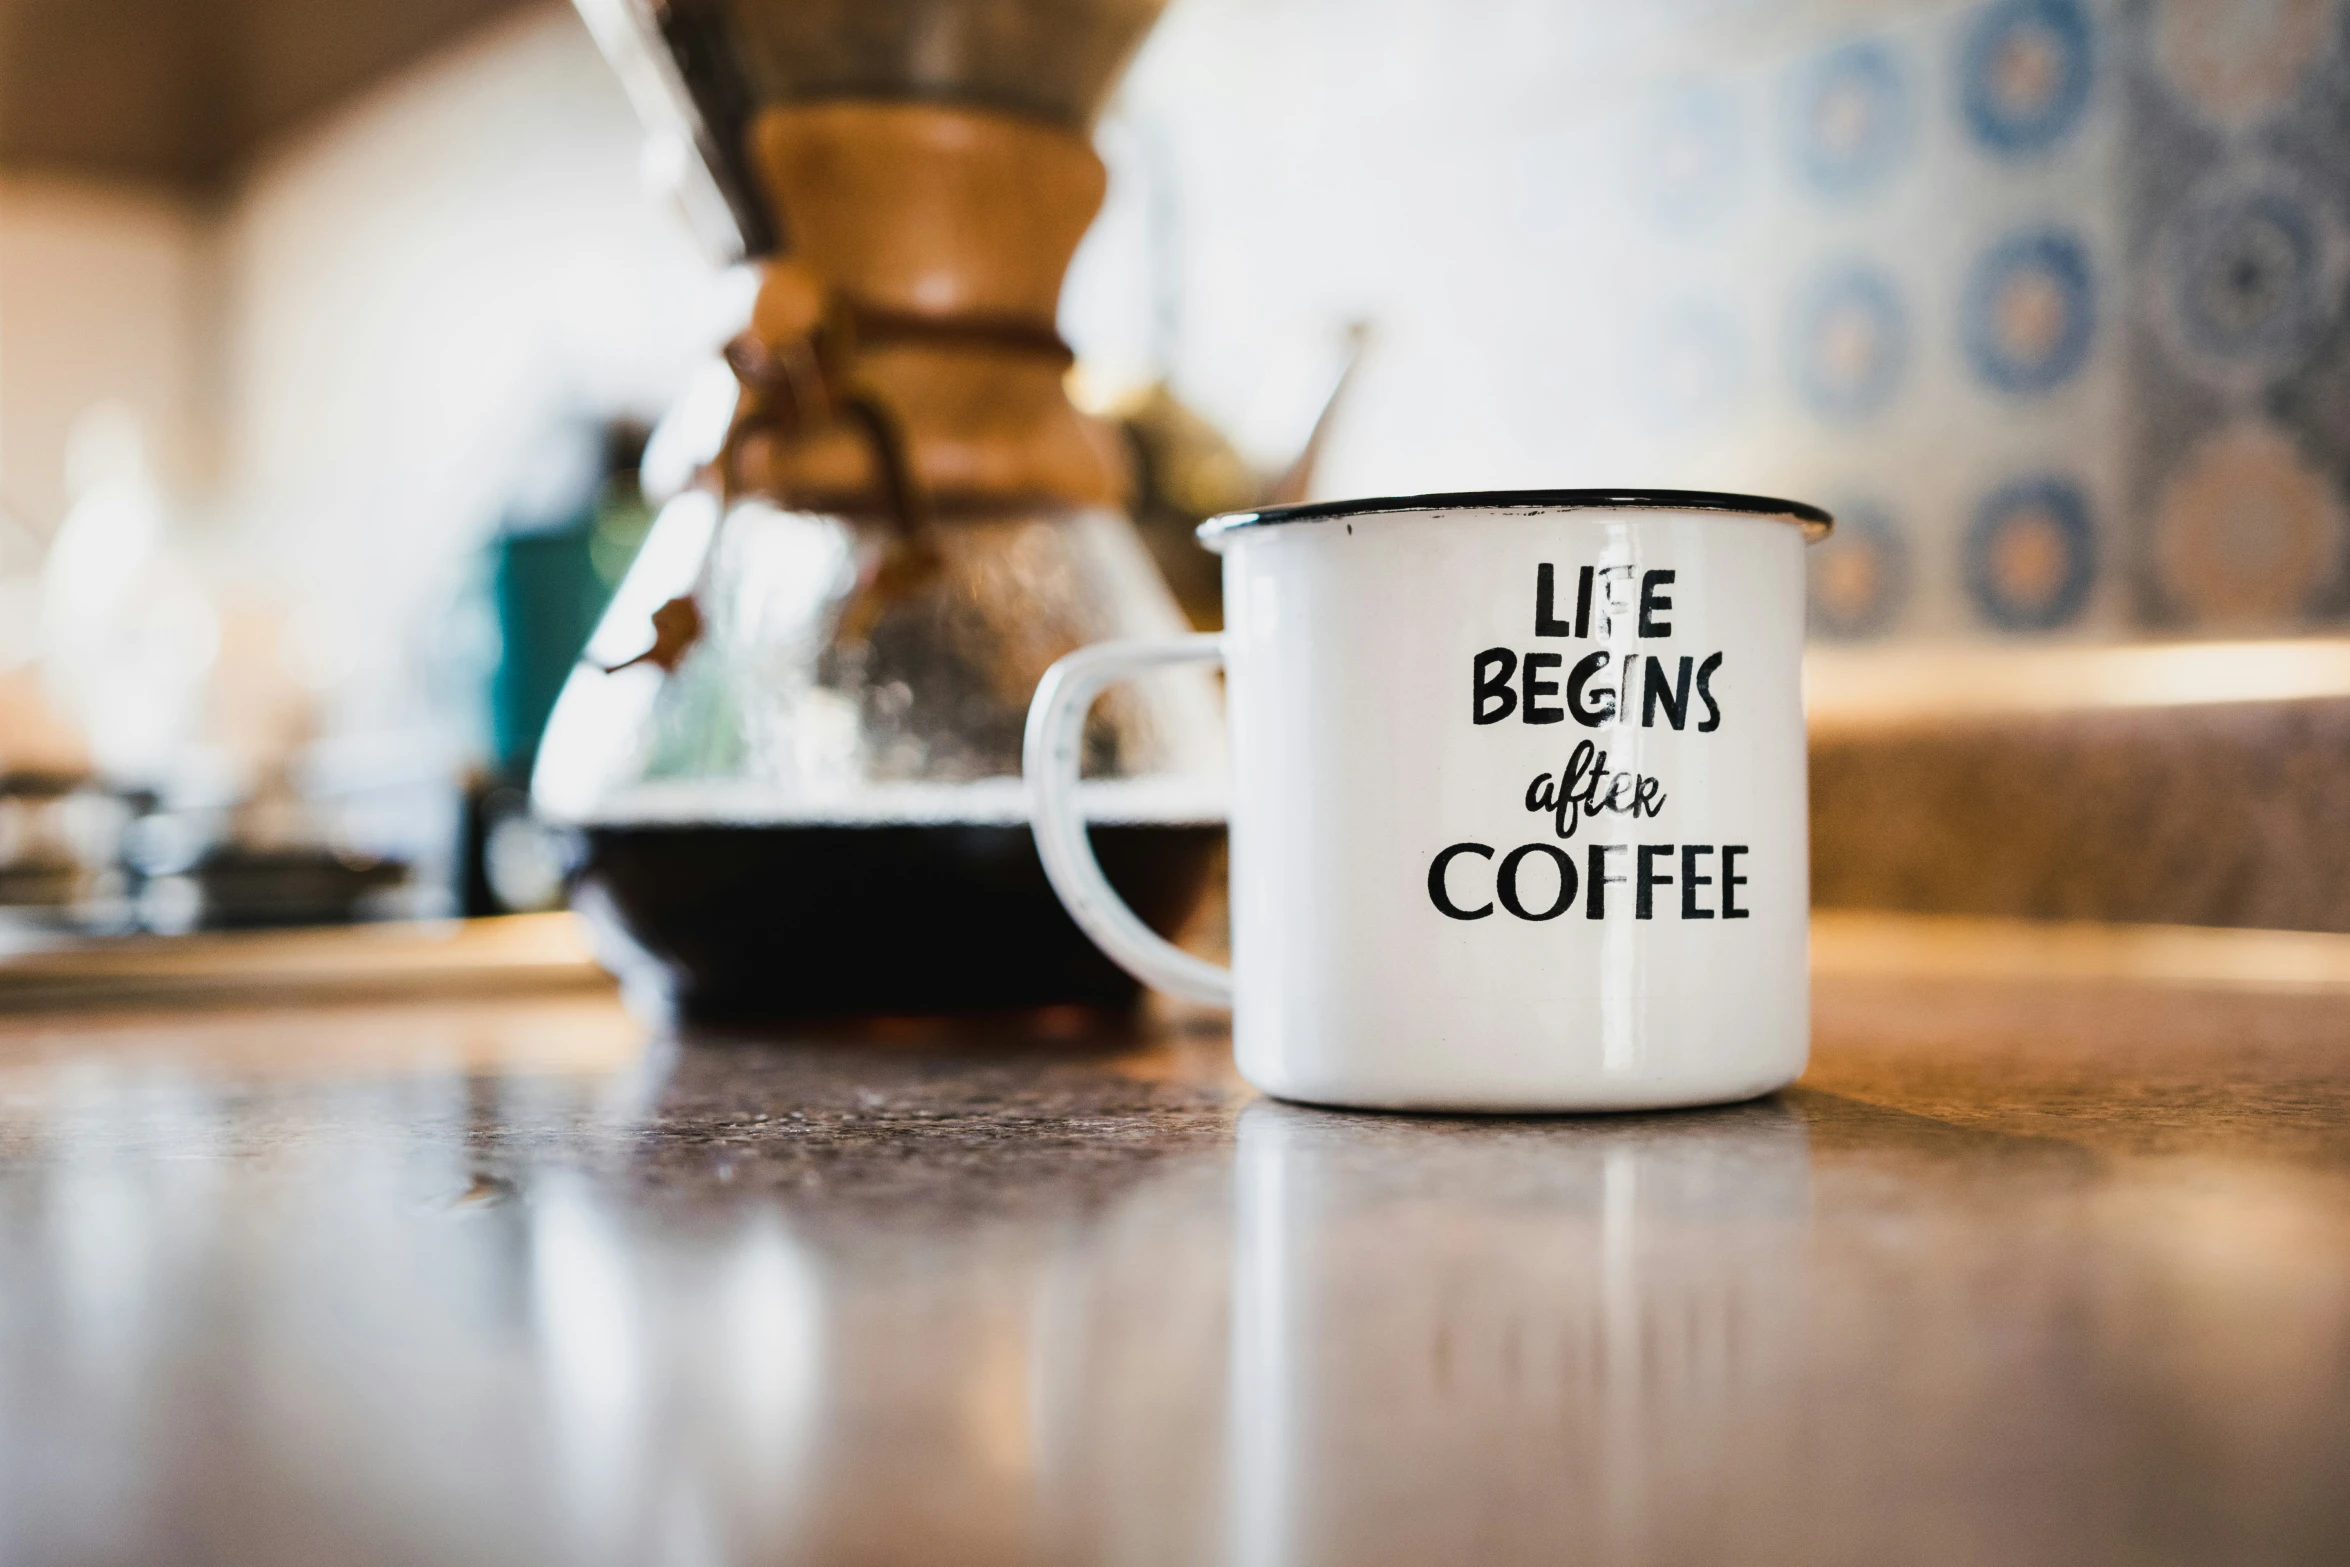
[578,815,1220,1020]
[539,6,1223,1020]
[542,498,1225,1018]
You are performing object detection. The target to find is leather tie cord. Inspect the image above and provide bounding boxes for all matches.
[606,291,1073,674]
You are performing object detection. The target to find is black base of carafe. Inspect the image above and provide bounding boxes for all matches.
[570,821,1223,1025]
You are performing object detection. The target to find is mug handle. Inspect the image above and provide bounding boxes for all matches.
[1023,634,1234,1008]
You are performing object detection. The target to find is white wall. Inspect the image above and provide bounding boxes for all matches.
[0,176,211,537]
[0,4,731,768]
[217,1,729,743]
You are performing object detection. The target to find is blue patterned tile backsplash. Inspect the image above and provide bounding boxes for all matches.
[1093,0,2350,643]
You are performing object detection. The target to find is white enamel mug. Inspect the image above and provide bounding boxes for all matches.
[1024,490,1831,1112]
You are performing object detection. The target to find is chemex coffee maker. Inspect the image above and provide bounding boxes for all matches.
[538,0,1227,1020]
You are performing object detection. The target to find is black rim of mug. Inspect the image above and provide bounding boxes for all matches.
[1198,488,1834,542]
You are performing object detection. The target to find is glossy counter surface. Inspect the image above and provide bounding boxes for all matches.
[3,914,2348,1566]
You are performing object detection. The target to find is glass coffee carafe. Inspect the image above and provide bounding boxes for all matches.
[537,1,1225,1021]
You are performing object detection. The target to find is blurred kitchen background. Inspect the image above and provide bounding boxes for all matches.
[0,0,2345,954]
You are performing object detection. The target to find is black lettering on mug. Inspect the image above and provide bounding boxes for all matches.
[1524,743,1672,839]
[1641,655,1692,730]
[1635,844,1674,919]
[1430,841,1751,922]
[1522,652,1565,724]
[1695,652,1724,732]
[1567,650,1615,726]
[1535,564,1573,636]
[1638,569,1675,636]
[1680,844,1715,919]
[1592,565,1636,637]
[1586,843,1627,919]
[1473,649,1517,724]
[1428,843,1496,919]
[1497,843,1578,921]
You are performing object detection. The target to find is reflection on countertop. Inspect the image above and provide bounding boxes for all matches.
[2,915,2349,1565]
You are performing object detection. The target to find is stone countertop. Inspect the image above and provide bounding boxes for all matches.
[1805,642,2350,934]
[3,913,2349,1566]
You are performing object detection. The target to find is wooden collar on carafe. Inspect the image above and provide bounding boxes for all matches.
[721,100,1127,519]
